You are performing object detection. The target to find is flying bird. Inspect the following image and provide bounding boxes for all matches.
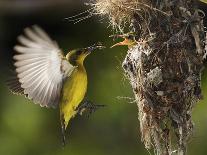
[7,25,105,145]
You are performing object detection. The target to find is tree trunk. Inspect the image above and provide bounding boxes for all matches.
[90,0,205,154]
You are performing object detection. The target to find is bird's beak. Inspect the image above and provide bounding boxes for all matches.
[110,38,132,48]
[85,43,105,53]
[110,33,136,48]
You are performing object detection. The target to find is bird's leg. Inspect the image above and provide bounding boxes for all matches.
[76,100,106,117]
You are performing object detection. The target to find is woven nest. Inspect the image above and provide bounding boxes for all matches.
[88,0,151,31]
[89,0,205,154]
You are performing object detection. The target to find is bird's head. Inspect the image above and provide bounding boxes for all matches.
[66,43,105,66]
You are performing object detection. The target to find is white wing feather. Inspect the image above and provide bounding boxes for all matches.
[13,25,74,108]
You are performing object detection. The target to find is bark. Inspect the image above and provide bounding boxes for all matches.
[89,0,206,154]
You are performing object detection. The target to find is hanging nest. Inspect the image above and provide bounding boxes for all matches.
[89,0,206,154]
[88,0,153,31]
[88,0,170,31]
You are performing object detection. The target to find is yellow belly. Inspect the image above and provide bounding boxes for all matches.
[60,67,87,128]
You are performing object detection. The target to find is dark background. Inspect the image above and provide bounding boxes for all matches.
[1,0,207,155]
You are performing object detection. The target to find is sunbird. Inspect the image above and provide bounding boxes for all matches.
[7,25,105,144]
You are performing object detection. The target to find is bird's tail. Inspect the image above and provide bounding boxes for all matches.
[60,115,66,147]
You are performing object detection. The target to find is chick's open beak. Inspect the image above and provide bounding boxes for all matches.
[110,38,133,48]
[110,33,136,48]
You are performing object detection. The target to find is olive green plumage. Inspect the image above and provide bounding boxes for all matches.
[7,25,104,144]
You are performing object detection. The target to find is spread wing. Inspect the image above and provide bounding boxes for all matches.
[8,25,75,108]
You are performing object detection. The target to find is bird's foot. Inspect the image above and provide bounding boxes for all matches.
[77,100,106,117]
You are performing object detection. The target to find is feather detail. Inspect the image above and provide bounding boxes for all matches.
[9,25,74,108]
